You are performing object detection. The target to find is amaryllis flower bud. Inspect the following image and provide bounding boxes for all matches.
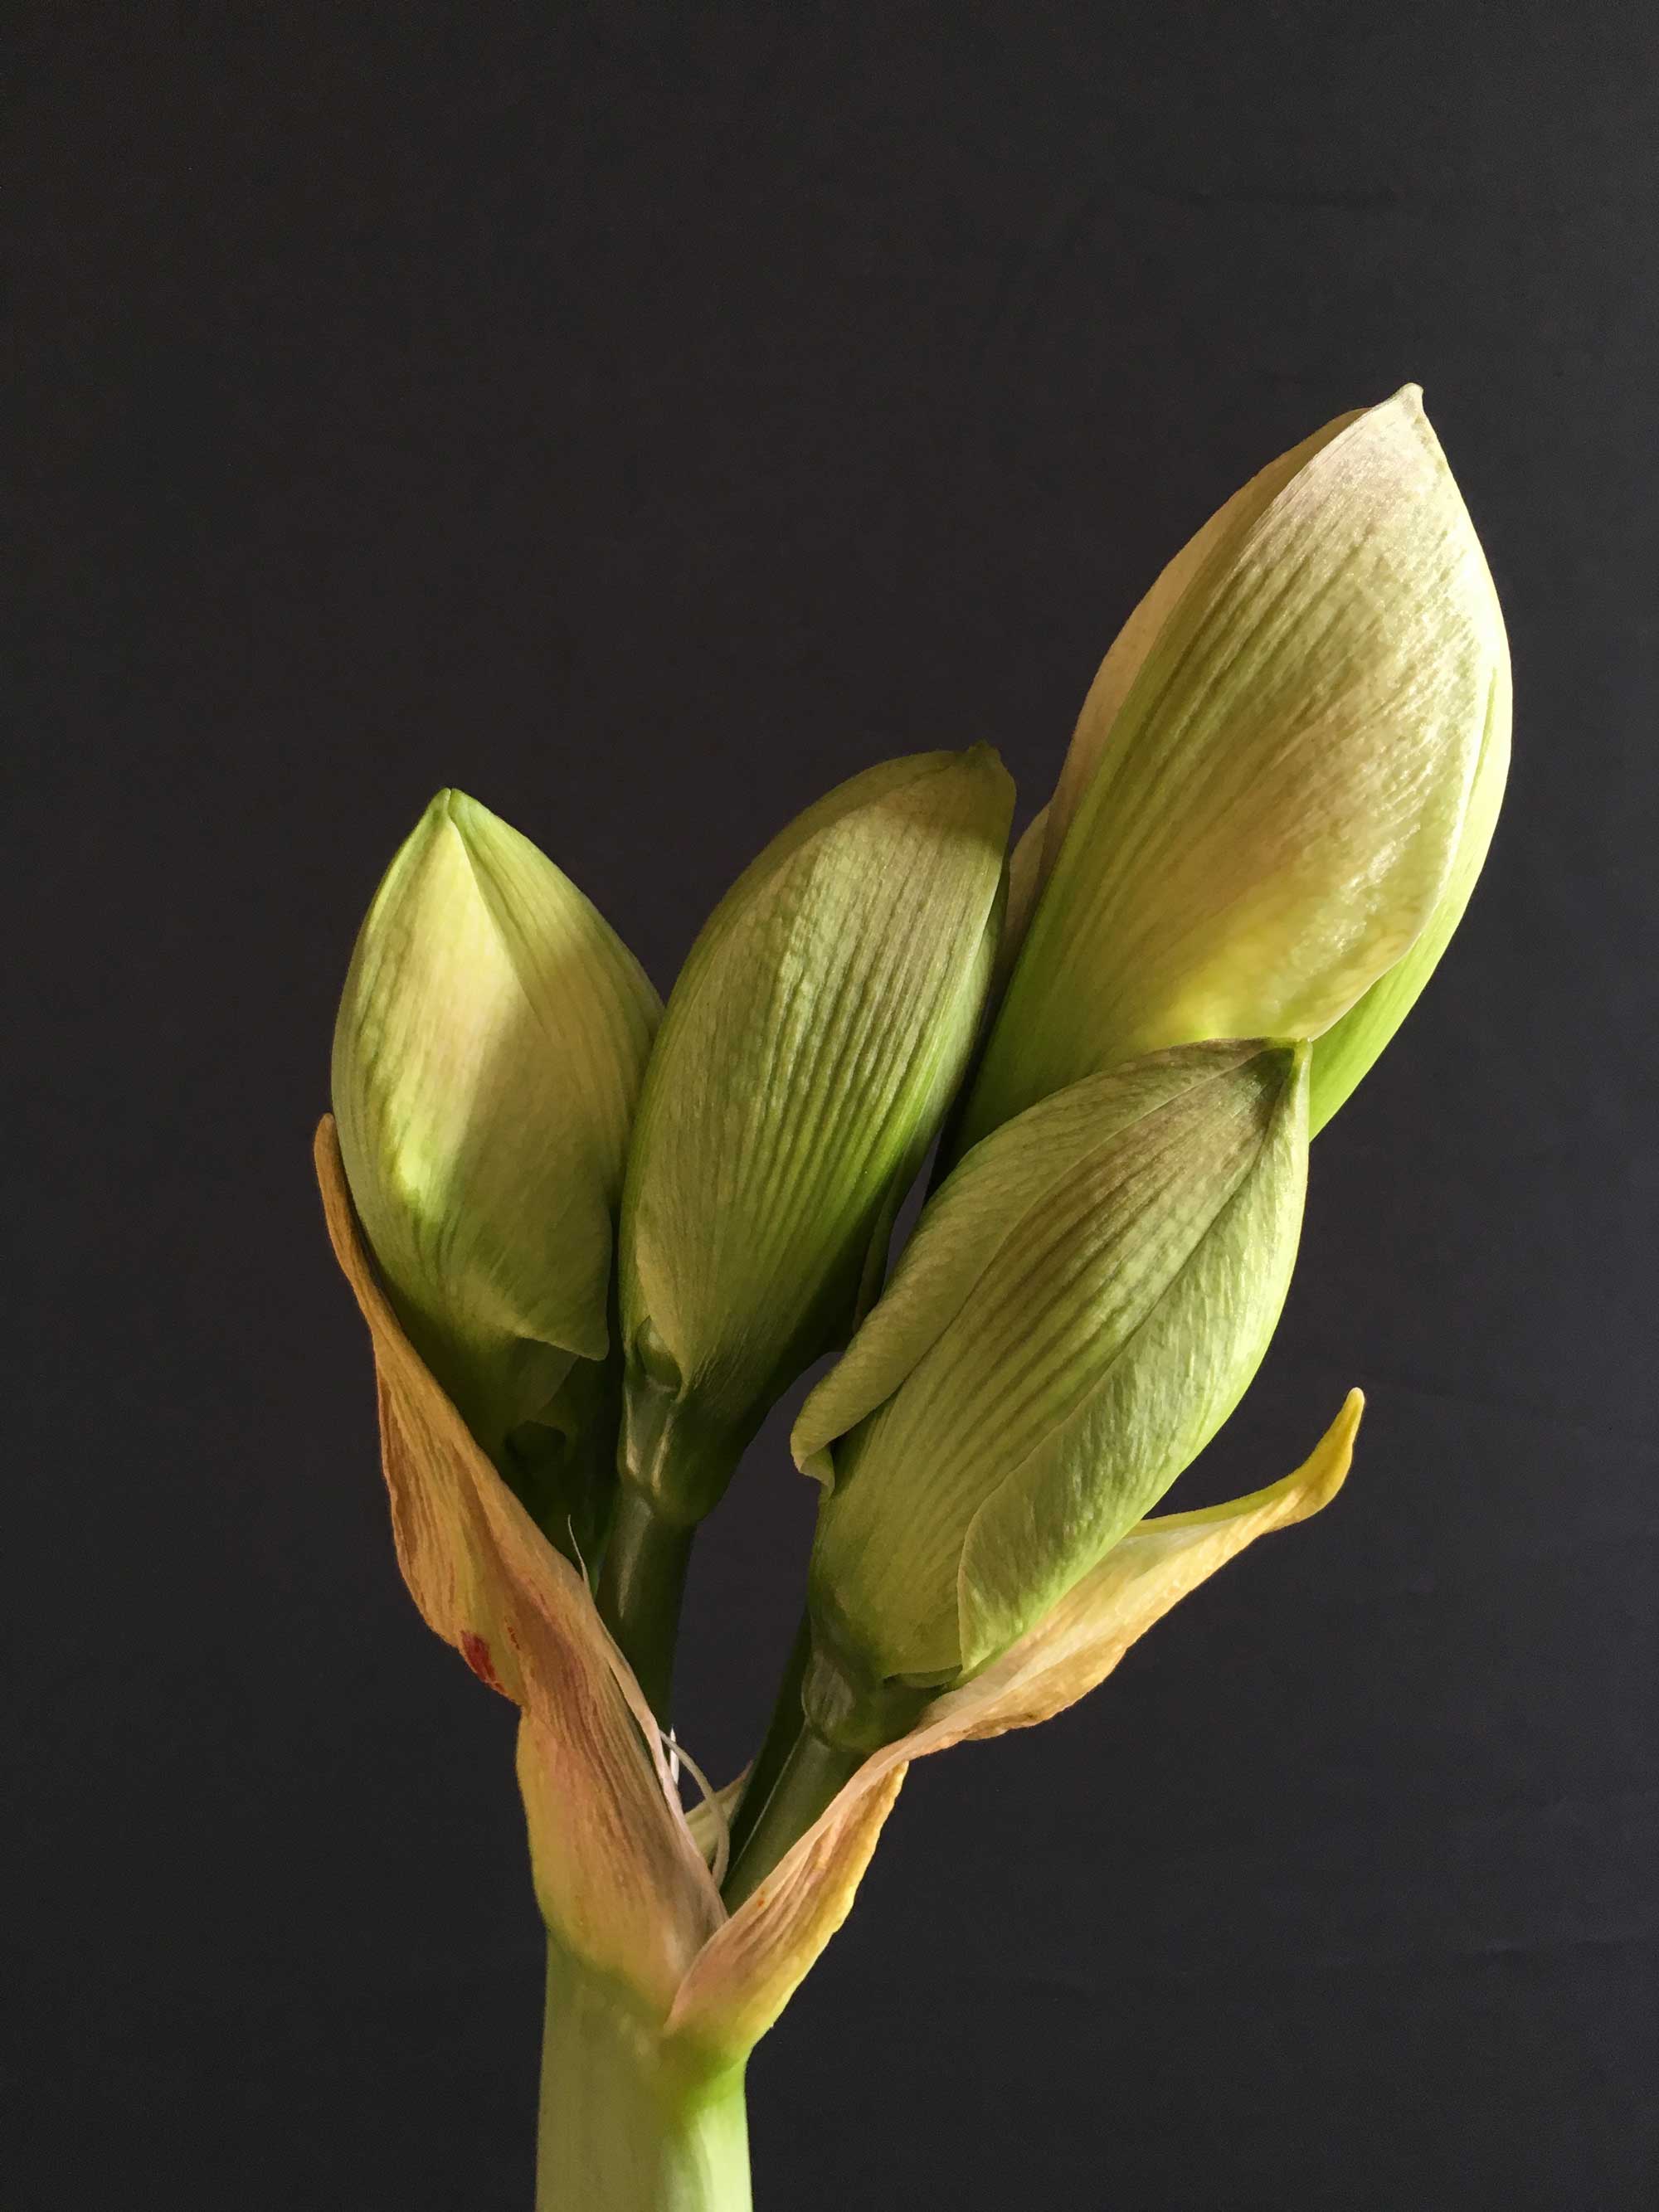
[616,746,1014,1527]
[796,1039,1308,1743]
[955,388,1509,1155]
[331,790,659,1539]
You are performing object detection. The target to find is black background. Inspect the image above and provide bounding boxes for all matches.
[11,6,1657,2207]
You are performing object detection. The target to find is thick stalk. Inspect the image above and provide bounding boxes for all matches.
[724,1612,811,1867]
[722,1723,863,1911]
[537,1942,750,2212]
[596,1483,696,1724]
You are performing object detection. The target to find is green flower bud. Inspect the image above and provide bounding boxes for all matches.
[617,746,1015,1525]
[793,1040,1308,1749]
[330,790,660,1493]
[956,388,1508,1155]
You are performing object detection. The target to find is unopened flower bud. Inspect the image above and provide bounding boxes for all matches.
[795,1040,1308,1748]
[617,746,1014,1526]
[331,790,659,1498]
[956,389,1508,1154]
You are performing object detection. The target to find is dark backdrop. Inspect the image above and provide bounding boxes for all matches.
[11,6,1656,2207]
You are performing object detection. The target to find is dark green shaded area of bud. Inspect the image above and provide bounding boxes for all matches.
[618,1339,752,1530]
[798,1624,936,1758]
[502,1349,624,1576]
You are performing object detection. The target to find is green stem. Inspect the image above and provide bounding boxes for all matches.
[537,1942,750,2212]
[724,1612,811,1868]
[722,1723,863,1911]
[596,1483,696,1725]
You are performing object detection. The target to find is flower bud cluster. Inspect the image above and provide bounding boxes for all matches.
[328,391,1508,1877]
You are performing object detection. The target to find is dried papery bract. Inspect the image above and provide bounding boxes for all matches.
[682,1393,1362,2042]
[318,1109,1358,2063]
[320,1110,1358,2206]
[957,388,1510,1155]
[318,1121,752,2207]
[314,1116,709,1981]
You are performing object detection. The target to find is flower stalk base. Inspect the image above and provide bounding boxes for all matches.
[536,1943,750,2212]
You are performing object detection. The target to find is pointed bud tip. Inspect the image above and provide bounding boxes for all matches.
[426,786,489,832]
[1306,1387,1366,1512]
[935,741,1015,828]
[908,741,1013,808]
[963,739,1013,788]
[402,787,479,855]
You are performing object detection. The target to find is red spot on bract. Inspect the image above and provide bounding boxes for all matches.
[460,1631,507,1694]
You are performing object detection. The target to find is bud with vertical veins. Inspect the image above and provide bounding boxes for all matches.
[331,789,659,1553]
